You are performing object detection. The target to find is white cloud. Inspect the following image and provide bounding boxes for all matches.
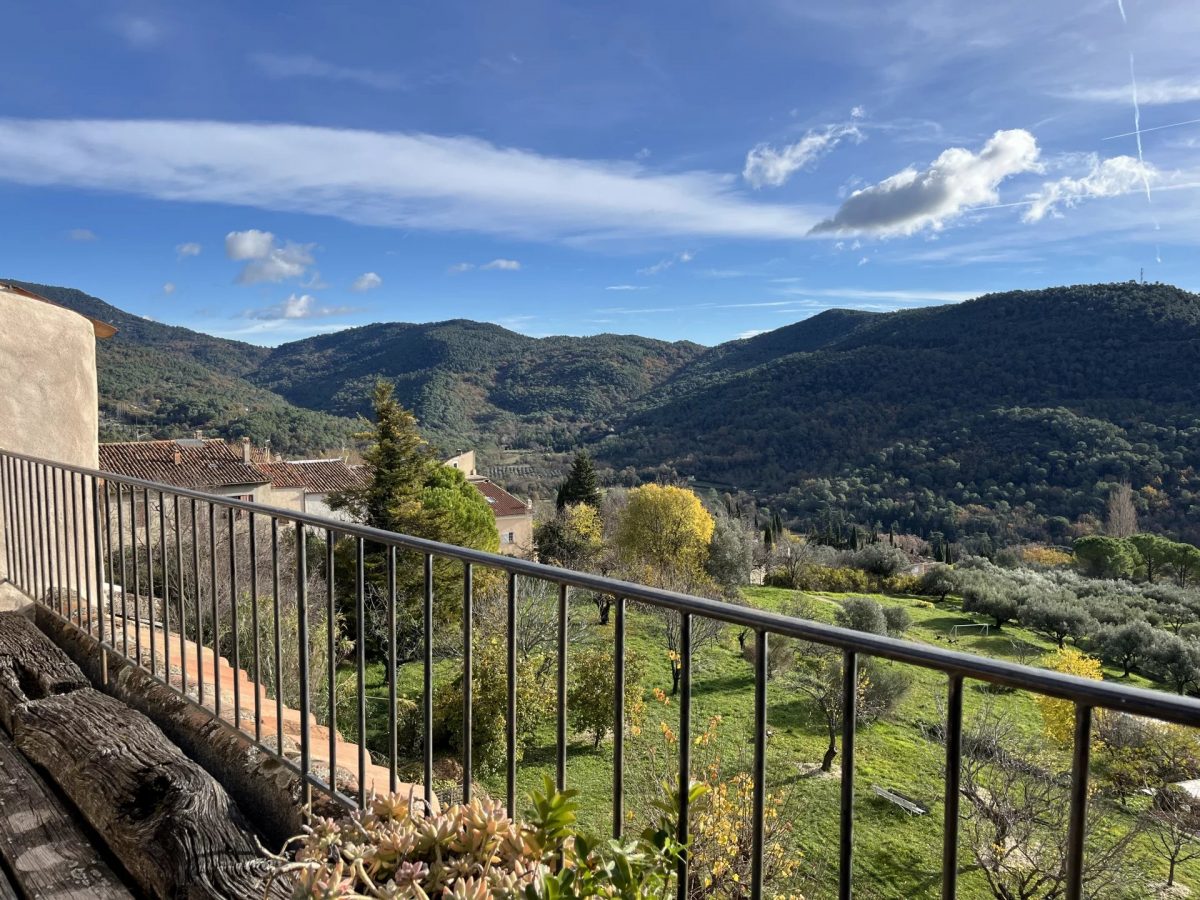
[244,293,357,320]
[175,241,201,258]
[737,329,768,339]
[224,229,314,284]
[1066,78,1200,106]
[810,129,1041,236]
[1023,155,1156,222]
[744,123,863,189]
[351,271,383,291]
[225,229,275,260]
[110,15,161,48]
[639,250,695,275]
[250,53,408,91]
[850,106,866,119]
[774,286,980,303]
[0,119,821,243]
[481,258,521,271]
[448,262,474,274]
[605,284,648,291]
[67,228,96,241]
[162,282,176,295]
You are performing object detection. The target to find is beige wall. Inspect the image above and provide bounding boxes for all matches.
[495,512,533,557]
[0,289,100,594]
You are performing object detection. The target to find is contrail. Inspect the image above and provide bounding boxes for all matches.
[1103,117,1200,140]
[1129,54,1154,204]
[1116,0,1127,22]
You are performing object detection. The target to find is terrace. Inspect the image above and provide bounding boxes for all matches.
[2,449,1200,898]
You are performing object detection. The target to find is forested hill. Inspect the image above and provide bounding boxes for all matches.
[11,280,354,454]
[18,278,1200,543]
[602,283,1200,543]
[250,321,702,448]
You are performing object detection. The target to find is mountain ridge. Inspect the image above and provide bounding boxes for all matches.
[15,277,1200,544]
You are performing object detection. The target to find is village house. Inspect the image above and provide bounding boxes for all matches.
[445,450,533,556]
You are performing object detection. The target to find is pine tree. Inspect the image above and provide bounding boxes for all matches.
[330,380,436,535]
[556,451,602,510]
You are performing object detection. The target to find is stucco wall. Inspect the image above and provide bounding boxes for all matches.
[0,289,100,589]
[496,512,533,557]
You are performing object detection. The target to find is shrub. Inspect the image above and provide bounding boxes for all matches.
[567,648,646,748]
[836,597,888,636]
[849,545,911,578]
[433,638,552,773]
[881,573,922,594]
[882,605,911,636]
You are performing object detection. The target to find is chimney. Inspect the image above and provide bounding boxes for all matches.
[242,436,252,464]
[173,449,182,466]
[194,429,203,441]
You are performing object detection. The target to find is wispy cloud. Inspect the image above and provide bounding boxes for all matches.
[351,271,383,292]
[743,122,863,189]
[250,53,408,91]
[810,129,1041,236]
[1064,78,1200,106]
[773,286,980,303]
[242,293,357,320]
[639,250,694,275]
[1024,155,1155,222]
[162,282,176,295]
[67,228,96,241]
[109,15,162,48]
[0,119,821,243]
[736,329,768,339]
[449,258,521,273]
[225,229,315,284]
[605,284,649,291]
[175,241,201,258]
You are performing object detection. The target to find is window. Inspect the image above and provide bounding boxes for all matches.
[504,531,514,543]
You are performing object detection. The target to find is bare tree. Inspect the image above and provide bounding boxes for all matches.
[957,703,1142,900]
[1105,481,1138,538]
[1145,786,1200,888]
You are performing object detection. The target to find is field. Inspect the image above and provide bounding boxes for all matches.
[339,585,1197,898]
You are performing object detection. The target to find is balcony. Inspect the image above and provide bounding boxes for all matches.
[3,447,1200,899]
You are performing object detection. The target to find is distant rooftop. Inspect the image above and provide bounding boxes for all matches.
[99,438,268,489]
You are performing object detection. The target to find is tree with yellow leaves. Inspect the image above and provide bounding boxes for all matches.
[613,484,715,584]
[1036,646,1104,744]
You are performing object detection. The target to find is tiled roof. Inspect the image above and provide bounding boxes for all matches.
[471,479,530,518]
[262,459,368,495]
[257,462,308,489]
[99,439,269,489]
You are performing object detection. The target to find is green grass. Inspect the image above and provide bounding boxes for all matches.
[336,587,1199,898]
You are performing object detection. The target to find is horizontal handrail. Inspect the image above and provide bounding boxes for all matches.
[4,448,1199,724]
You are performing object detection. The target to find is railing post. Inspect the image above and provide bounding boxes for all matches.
[1065,704,1092,900]
[751,630,768,900]
[840,650,857,900]
[423,553,434,812]
[326,530,337,794]
[942,674,964,900]
[677,611,692,900]
[295,520,311,810]
[91,475,107,683]
[556,583,568,792]
[612,595,626,839]
[506,572,518,819]
[387,546,398,795]
[462,561,473,803]
[356,537,367,808]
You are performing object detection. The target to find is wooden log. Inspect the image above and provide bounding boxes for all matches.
[13,687,287,900]
[0,613,89,733]
[0,729,136,898]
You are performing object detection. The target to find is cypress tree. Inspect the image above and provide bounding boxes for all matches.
[556,450,603,510]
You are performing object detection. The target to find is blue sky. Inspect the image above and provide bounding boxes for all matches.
[2,0,1198,346]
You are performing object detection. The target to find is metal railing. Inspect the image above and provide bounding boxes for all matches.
[3,447,1200,899]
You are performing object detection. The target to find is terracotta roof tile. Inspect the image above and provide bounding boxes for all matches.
[471,479,530,518]
[267,460,368,495]
[99,439,269,490]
